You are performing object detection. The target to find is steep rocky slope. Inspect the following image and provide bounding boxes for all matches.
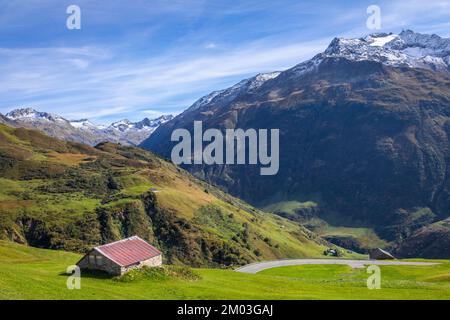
[395,218,450,259]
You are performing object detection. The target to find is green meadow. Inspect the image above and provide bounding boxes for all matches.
[0,241,449,300]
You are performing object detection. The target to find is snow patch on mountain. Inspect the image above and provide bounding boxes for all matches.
[70,119,97,129]
[368,34,398,47]
[186,72,281,113]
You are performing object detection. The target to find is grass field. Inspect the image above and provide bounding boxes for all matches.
[0,241,449,300]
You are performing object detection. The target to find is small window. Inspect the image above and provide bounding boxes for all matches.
[88,254,96,265]
[96,255,104,266]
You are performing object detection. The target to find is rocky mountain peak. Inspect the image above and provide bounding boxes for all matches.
[6,107,38,118]
[321,30,450,72]
[6,108,66,122]
[109,119,133,132]
[135,115,174,129]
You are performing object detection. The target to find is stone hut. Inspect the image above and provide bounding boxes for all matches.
[77,236,162,276]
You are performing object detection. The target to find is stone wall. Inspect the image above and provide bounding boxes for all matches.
[121,255,163,274]
[77,249,122,275]
[77,249,163,276]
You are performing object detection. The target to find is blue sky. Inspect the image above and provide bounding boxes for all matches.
[0,0,449,124]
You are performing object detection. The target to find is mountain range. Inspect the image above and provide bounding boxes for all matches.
[142,30,450,258]
[1,108,173,146]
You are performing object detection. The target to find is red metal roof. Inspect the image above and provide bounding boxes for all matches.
[95,236,161,267]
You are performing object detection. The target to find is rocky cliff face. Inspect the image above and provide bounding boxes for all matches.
[395,219,450,259]
[142,31,450,253]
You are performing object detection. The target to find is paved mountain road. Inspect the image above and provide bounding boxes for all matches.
[235,259,439,274]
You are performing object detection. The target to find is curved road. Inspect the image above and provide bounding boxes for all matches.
[235,259,439,274]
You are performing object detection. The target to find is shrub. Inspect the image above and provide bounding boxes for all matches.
[116,265,201,282]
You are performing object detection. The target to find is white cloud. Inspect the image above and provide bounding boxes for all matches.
[204,43,217,49]
[0,0,449,122]
[0,37,328,121]
[377,0,450,32]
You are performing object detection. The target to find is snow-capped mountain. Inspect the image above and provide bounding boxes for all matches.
[109,119,135,132]
[136,115,174,129]
[292,30,450,77]
[181,30,449,118]
[6,108,69,123]
[103,115,174,145]
[4,108,173,146]
[108,115,174,132]
[326,30,449,71]
[186,72,281,113]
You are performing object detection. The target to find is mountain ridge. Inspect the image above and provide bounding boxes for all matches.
[3,107,173,146]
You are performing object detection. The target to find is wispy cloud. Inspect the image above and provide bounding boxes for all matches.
[0,37,328,122]
[0,0,449,123]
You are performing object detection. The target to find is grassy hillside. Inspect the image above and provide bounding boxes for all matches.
[0,241,449,300]
[0,124,346,267]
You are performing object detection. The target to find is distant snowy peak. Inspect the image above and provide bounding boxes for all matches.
[135,115,174,129]
[4,107,174,146]
[109,119,133,132]
[322,30,450,72]
[6,108,67,123]
[186,71,281,112]
[109,115,174,132]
